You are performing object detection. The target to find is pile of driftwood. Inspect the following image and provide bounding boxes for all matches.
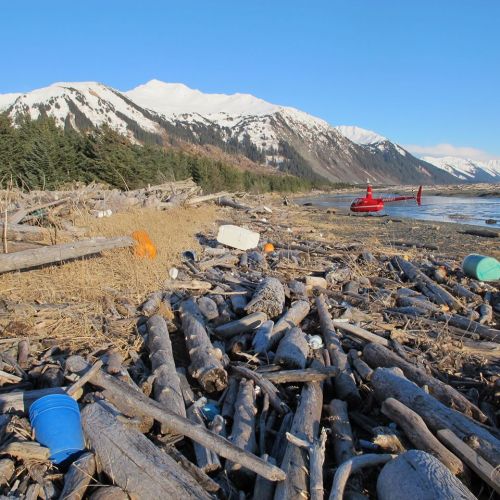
[0,195,499,499]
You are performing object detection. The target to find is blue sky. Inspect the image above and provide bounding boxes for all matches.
[1,0,499,159]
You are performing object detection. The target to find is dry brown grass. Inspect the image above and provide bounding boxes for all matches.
[0,205,219,351]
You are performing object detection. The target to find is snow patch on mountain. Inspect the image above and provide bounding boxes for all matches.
[0,92,21,112]
[335,125,387,145]
[422,156,500,181]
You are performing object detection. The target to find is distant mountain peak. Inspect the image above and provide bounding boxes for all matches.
[335,125,387,145]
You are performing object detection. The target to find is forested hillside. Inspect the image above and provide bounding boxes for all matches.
[0,114,326,193]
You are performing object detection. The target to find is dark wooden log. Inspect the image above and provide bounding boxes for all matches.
[60,452,96,500]
[146,315,186,432]
[364,343,486,422]
[0,236,134,274]
[274,327,309,369]
[329,453,395,500]
[226,379,257,486]
[81,402,211,499]
[260,366,338,384]
[0,458,14,486]
[252,320,274,354]
[214,312,268,339]
[88,487,129,500]
[348,350,373,381]
[274,382,323,500]
[141,291,162,316]
[180,299,228,392]
[66,356,285,481]
[269,300,310,349]
[252,454,276,500]
[437,429,500,494]
[187,403,221,473]
[381,398,465,476]
[221,376,239,420]
[397,295,441,313]
[376,450,475,500]
[316,295,361,405]
[435,313,500,343]
[326,399,355,466]
[230,286,248,314]
[245,277,285,318]
[231,364,286,414]
[392,256,463,310]
[460,228,499,238]
[371,367,500,467]
[165,445,220,493]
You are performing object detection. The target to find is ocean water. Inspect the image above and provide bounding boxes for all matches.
[296,194,500,228]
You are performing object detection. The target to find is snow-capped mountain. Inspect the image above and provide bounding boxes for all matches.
[421,156,500,182]
[0,80,459,185]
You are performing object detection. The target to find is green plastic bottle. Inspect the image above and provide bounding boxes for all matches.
[462,254,500,281]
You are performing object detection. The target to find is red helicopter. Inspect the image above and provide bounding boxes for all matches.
[350,184,422,213]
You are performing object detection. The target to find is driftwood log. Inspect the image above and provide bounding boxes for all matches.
[371,367,500,467]
[81,402,211,499]
[271,300,310,346]
[274,327,309,369]
[381,398,465,476]
[376,450,475,500]
[316,295,360,405]
[214,312,268,339]
[364,343,486,422]
[0,236,134,274]
[245,277,285,318]
[146,315,186,433]
[226,379,257,486]
[66,356,285,481]
[60,452,96,500]
[274,382,323,500]
[180,299,228,392]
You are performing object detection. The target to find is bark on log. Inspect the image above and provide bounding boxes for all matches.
[253,454,276,500]
[0,236,134,274]
[165,445,220,493]
[371,367,500,467]
[376,450,475,500]
[180,299,228,392]
[392,256,463,311]
[364,343,486,422]
[252,320,275,354]
[231,364,286,414]
[187,404,221,473]
[435,313,500,343]
[274,382,323,500]
[326,399,355,466]
[66,356,285,482]
[146,315,186,433]
[269,300,310,349]
[381,398,465,476]
[60,452,96,500]
[316,295,361,405]
[0,222,48,242]
[437,429,500,494]
[274,327,309,369]
[214,312,268,339]
[226,379,257,486]
[81,402,210,499]
[0,387,65,414]
[245,277,285,319]
[197,296,220,321]
[260,367,338,384]
[329,454,395,500]
[88,487,129,500]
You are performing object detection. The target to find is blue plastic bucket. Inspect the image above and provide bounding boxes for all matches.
[29,394,85,464]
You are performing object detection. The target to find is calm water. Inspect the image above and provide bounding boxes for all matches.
[296,194,500,227]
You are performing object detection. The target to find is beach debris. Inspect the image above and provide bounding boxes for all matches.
[0,182,498,499]
[462,253,500,281]
[216,224,260,250]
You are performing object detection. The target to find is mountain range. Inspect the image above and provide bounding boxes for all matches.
[1,80,498,185]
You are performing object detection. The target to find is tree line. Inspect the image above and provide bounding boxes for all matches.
[0,114,329,193]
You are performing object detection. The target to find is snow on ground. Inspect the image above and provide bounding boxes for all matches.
[422,156,500,180]
[335,125,387,145]
[0,92,21,112]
